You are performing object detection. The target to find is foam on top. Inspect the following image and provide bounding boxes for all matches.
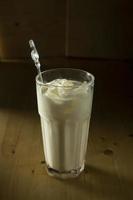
[42,79,89,101]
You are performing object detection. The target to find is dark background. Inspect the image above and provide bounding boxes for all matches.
[0,0,133,60]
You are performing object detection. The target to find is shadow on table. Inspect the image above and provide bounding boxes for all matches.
[62,164,133,199]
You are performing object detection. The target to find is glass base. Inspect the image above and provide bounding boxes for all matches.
[45,164,85,179]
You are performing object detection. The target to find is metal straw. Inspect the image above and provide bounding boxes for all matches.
[29,40,43,82]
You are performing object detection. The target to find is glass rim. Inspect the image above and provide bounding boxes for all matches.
[36,68,95,87]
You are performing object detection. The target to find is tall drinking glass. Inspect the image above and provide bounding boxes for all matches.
[36,68,95,178]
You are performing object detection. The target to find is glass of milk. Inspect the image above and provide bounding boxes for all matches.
[36,68,95,178]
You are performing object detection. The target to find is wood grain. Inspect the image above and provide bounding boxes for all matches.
[0,60,133,200]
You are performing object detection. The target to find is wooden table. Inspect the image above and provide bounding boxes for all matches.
[0,59,133,200]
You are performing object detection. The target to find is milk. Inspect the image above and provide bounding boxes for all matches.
[36,79,93,173]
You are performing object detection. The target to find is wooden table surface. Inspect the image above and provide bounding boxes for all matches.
[0,59,133,200]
